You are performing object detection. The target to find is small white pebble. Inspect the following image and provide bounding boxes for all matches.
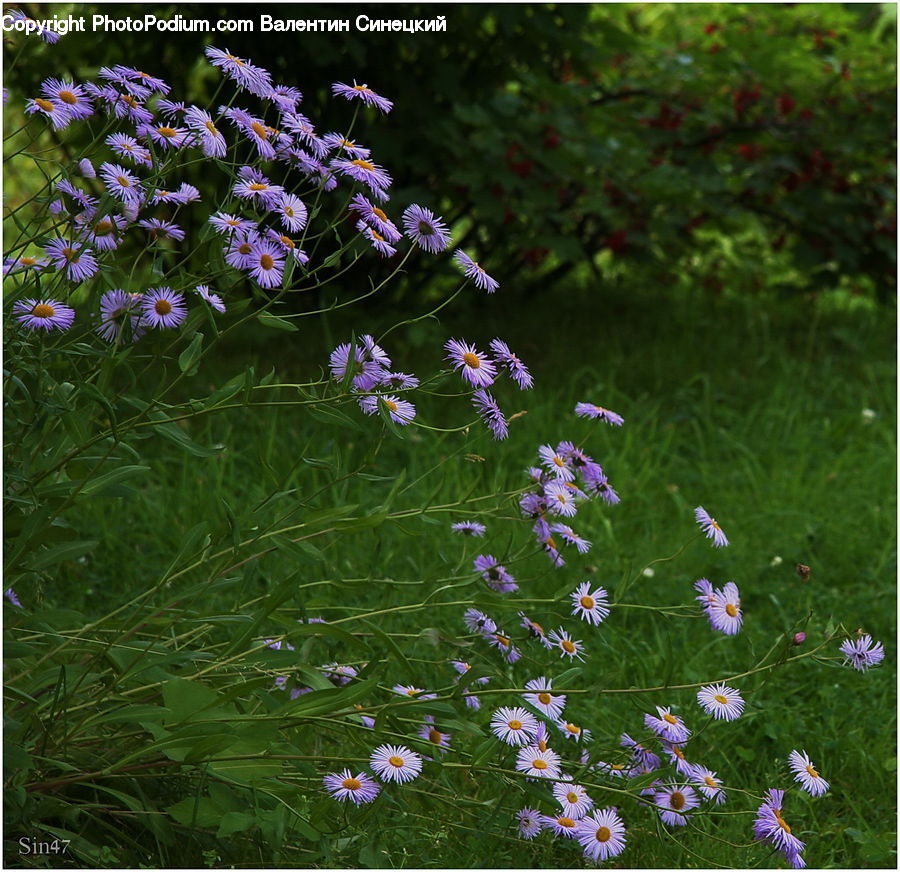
[770,555,783,567]
[861,408,877,422]
[642,567,655,578]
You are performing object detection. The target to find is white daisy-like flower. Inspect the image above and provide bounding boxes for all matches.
[490,706,538,747]
[369,744,422,784]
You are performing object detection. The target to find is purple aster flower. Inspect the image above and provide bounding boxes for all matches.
[417,716,451,753]
[485,628,520,663]
[176,183,200,203]
[141,287,187,329]
[489,339,533,389]
[196,284,225,314]
[13,298,75,332]
[99,162,144,204]
[539,444,575,481]
[205,46,273,97]
[321,663,358,686]
[444,338,496,388]
[331,80,393,113]
[184,106,227,158]
[788,750,829,797]
[697,683,744,721]
[620,733,661,771]
[3,254,49,275]
[654,784,700,826]
[350,194,402,242]
[660,740,694,777]
[553,782,593,819]
[331,157,392,194]
[225,229,261,271]
[543,481,579,518]
[138,122,191,150]
[209,212,256,235]
[707,581,742,635]
[644,706,690,743]
[110,65,171,95]
[323,131,371,159]
[329,336,390,391]
[517,808,543,840]
[357,222,397,257]
[370,744,422,784]
[75,214,123,251]
[557,720,591,742]
[551,523,591,553]
[323,769,379,805]
[523,677,566,719]
[688,764,726,803]
[695,506,729,547]
[544,814,581,839]
[97,289,143,343]
[156,98,187,118]
[5,588,22,607]
[517,745,561,779]
[570,582,610,626]
[78,158,95,178]
[138,219,185,242]
[576,808,627,862]
[519,612,553,649]
[267,84,303,112]
[276,193,308,233]
[44,238,98,282]
[574,402,625,425]
[358,394,416,425]
[548,627,586,661]
[839,634,885,671]
[8,9,61,42]
[451,521,486,537]
[753,789,806,864]
[25,96,71,129]
[402,204,451,253]
[232,171,285,210]
[471,389,508,440]
[265,230,309,265]
[463,608,495,634]
[453,249,499,293]
[473,554,517,593]
[106,132,152,166]
[246,239,286,288]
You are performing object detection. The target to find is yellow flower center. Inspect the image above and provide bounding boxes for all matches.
[341,777,361,790]
[250,121,267,139]
[806,764,819,778]
[116,176,131,187]
[725,604,738,617]
[714,694,728,704]
[373,207,388,221]
[532,759,548,770]
[353,85,370,92]
[672,746,685,760]
[341,138,356,148]
[663,713,678,724]
[279,236,294,248]
[561,640,576,654]
[284,206,294,216]
[259,254,274,270]
[553,456,565,467]
[507,720,522,731]
[352,159,375,172]
[538,739,548,752]
[580,595,595,610]
[154,299,172,315]
[405,688,418,696]
[204,120,219,135]
[59,90,77,105]
[566,791,578,804]
[370,229,385,241]
[388,755,404,768]
[238,243,252,255]
[35,98,55,112]
[61,247,79,262]
[428,728,443,745]
[596,826,611,843]
[32,304,55,318]
[565,723,580,734]
[537,692,552,705]
[385,399,398,412]
[557,816,574,827]
[462,352,480,369]
[157,126,177,138]
[495,634,509,648]
[670,791,686,810]
[704,776,717,787]
[121,94,139,107]
[248,183,268,191]
[21,257,36,265]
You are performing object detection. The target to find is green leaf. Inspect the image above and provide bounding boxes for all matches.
[217,811,256,838]
[79,465,150,496]
[25,539,99,572]
[90,705,172,726]
[148,412,223,457]
[162,678,221,724]
[166,796,222,828]
[258,312,298,332]
[306,402,366,433]
[178,331,204,374]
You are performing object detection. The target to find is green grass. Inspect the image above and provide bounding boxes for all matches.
[18,287,896,869]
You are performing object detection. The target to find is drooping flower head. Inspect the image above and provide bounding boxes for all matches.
[753,788,806,867]
[453,249,499,293]
[644,706,690,743]
[358,393,416,425]
[196,284,226,314]
[471,389,508,440]
[205,46,273,97]
[331,80,393,113]
[695,505,729,547]
[473,554,517,592]
[490,339,533,389]
[322,769,380,805]
[788,750,829,797]
[575,402,624,425]
[97,289,143,343]
[451,521,486,537]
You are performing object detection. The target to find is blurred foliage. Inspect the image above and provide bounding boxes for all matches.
[6,3,896,304]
